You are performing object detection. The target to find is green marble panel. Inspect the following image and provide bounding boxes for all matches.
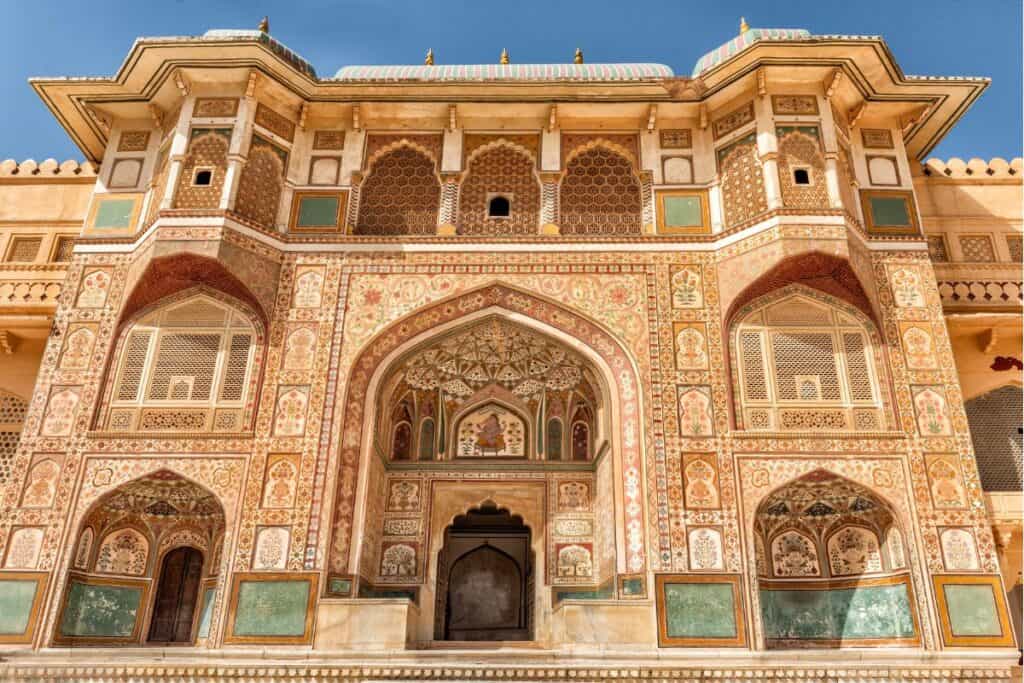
[0,579,38,635]
[296,196,339,228]
[620,577,645,598]
[554,582,615,603]
[232,579,310,637]
[761,583,915,640]
[944,584,1003,637]
[663,196,703,228]
[59,580,142,638]
[663,582,737,638]
[869,196,911,227]
[328,577,352,596]
[92,199,136,229]
[196,587,216,638]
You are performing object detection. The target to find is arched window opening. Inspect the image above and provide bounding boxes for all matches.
[570,405,593,461]
[559,146,642,235]
[546,418,563,461]
[418,418,436,461]
[103,293,260,433]
[356,145,441,236]
[731,290,886,432]
[391,402,414,461]
[488,195,511,218]
[754,470,918,648]
[56,471,225,647]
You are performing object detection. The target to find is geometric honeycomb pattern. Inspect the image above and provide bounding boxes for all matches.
[559,147,642,235]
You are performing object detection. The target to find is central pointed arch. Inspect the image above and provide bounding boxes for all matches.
[326,283,648,577]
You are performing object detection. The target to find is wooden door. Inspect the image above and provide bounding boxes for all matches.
[148,546,203,643]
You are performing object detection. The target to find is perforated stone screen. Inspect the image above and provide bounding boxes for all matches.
[965,385,1023,491]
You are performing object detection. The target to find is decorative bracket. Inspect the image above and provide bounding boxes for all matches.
[173,69,191,97]
[824,68,843,100]
[548,104,558,133]
[352,104,362,132]
[646,104,658,133]
[448,104,458,132]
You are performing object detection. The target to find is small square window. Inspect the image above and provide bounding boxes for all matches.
[487,194,512,218]
[793,168,811,185]
[193,169,213,186]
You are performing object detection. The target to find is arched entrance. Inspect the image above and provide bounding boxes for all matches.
[435,502,533,641]
[57,471,225,646]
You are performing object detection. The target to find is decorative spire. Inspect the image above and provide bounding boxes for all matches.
[258,16,269,33]
[739,16,749,34]
[574,47,584,64]
[424,48,434,66]
[500,48,510,65]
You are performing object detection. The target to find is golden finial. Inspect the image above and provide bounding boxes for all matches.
[574,47,584,64]
[424,48,434,66]
[500,48,510,65]
[258,16,270,33]
[739,17,749,34]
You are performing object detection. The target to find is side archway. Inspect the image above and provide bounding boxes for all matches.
[53,470,226,646]
[752,470,921,648]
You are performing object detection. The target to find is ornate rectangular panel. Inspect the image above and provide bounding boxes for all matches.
[933,574,1016,647]
[655,189,710,235]
[84,194,142,237]
[224,571,318,644]
[656,574,747,647]
[54,574,150,645]
[859,189,921,237]
[290,191,348,233]
[0,571,48,644]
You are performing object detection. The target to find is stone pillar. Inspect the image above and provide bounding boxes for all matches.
[817,97,845,209]
[708,180,724,233]
[160,96,196,210]
[438,172,460,235]
[345,172,362,233]
[539,172,561,235]
[220,96,254,211]
[639,170,655,234]
[754,96,782,210]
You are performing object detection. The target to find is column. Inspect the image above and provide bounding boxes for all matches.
[438,172,460,235]
[817,96,845,209]
[753,96,782,210]
[219,96,254,211]
[159,96,196,210]
[539,172,561,235]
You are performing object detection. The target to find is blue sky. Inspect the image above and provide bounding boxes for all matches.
[1,0,1020,162]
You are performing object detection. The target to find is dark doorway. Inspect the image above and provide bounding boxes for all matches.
[148,546,203,643]
[435,502,533,641]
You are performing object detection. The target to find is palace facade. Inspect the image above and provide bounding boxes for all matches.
[0,20,1020,682]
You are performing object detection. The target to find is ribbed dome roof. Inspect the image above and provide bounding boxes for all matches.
[692,28,811,77]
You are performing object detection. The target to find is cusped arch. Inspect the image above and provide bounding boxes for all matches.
[95,286,267,433]
[457,140,541,235]
[727,281,894,432]
[559,142,643,236]
[356,142,441,236]
[328,282,647,575]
